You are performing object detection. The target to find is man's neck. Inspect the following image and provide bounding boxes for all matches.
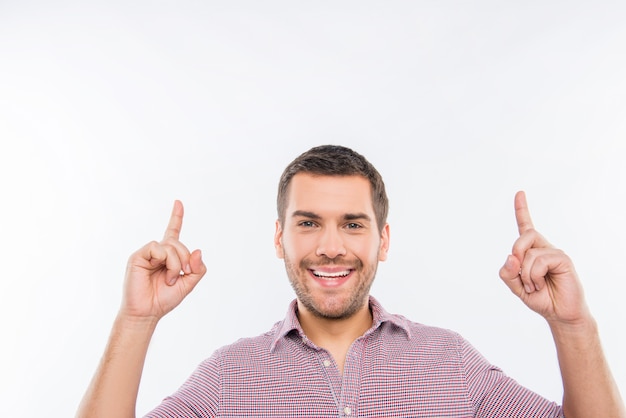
[296,300,373,373]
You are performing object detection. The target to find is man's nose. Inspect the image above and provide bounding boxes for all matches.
[315,227,347,259]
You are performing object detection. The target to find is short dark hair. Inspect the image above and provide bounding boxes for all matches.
[277,145,389,232]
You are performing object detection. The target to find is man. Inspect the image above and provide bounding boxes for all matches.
[77,145,624,417]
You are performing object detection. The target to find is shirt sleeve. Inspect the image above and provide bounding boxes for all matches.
[143,352,222,418]
[459,335,564,418]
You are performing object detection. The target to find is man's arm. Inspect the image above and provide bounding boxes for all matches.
[499,191,625,418]
[76,201,207,417]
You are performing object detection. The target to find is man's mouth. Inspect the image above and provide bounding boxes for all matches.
[311,269,352,280]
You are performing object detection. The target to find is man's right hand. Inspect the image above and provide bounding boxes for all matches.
[120,200,207,321]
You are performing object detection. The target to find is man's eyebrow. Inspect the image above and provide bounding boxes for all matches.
[291,210,321,219]
[343,213,371,222]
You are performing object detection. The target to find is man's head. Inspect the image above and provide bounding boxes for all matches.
[274,145,390,320]
[277,145,389,233]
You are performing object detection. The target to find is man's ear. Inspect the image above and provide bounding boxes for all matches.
[378,223,390,261]
[274,220,285,259]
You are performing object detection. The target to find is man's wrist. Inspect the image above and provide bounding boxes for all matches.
[548,314,598,343]
[115,311,160,333]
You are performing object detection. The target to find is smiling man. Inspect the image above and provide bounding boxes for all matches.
[77,145,625,417]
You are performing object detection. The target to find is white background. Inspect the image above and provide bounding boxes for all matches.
[1,1,625,416]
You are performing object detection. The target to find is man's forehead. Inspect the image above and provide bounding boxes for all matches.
[288,172,371,191]
[286,173,374,209]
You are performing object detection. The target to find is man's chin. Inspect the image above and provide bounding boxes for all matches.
[306,299,363,320]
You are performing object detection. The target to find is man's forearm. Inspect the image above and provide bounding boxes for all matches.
[76,314,158,418]
[551,317,625,418]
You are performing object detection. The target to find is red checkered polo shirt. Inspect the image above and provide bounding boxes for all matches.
[146,297,562,417]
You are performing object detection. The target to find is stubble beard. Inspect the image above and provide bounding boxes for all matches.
[283,253,378,320]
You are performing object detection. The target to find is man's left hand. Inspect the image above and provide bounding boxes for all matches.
[499,191,591,326]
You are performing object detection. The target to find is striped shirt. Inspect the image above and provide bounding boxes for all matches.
[146,297,562,417]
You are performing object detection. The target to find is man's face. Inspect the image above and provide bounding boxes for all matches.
[274,173,389,320]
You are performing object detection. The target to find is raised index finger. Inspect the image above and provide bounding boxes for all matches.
[514,191,535,235]
[164,200,184,240]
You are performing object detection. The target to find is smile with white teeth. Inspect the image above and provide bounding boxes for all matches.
[311,270,351,280]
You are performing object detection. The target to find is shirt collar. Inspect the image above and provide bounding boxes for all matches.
[270,296,412,352]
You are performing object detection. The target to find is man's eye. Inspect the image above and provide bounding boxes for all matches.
[346,223,362,229]
[299,221,316,227]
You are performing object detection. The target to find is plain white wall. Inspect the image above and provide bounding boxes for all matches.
[1,1,625,416]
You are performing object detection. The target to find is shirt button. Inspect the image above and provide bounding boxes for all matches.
[344,406,352,415]
[323,360,331,367]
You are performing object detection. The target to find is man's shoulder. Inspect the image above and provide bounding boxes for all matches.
[210,320,285,357]
[370,297,463,346]
[193,319,298,375]
[378,308,463,345]
[405,316,461,338]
